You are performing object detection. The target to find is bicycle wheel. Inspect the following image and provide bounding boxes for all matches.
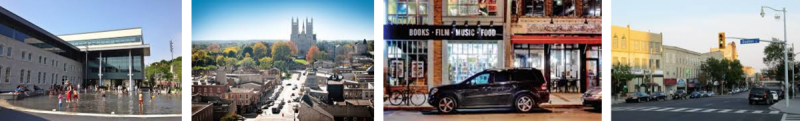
[389,91,404,105]
[410,90,428,106]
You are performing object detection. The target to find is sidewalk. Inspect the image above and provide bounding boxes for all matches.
[384,93,584,111]
[770,95,800,114]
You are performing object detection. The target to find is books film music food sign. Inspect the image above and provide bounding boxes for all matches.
[384,25,503,40]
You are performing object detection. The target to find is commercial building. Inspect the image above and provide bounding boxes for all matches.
[59,28,150,90]
[662,45,723,93]
[611,25,663,93]
[0,7,84,91]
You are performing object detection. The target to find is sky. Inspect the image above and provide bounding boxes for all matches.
[192,0,374,41]
[0,0,182,65]
[612,0,800,72]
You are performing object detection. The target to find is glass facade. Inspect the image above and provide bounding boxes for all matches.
[387,0,429,24]
[513,44,602,92]
[85,50,145,80]
[67,36,141,46]
[0,21,83,61]
[446,41,498,84]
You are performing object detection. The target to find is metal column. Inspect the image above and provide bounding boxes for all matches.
[129,49,134,92]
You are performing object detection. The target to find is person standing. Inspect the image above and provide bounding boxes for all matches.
[138,91,143,105]
[65,81,72,103]
[58,93,63,110]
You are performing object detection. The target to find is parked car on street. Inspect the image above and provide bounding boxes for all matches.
[626,92,650,103]
[749,87,775,105]
[707,91,716,97]
[673,90,688,100]
[699,91,709,97]
[583,87,601,110]
[650,91,667,101]
[428,68,550,114]
[689,91,703,98]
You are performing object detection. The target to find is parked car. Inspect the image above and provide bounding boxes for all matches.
[582,87,602,110]
[672,90,688,100]
[770,91,780,101]
[428,68,550,114]
[626,92,651,103]
[689,91,703,98]
[699,91,709,97]
[650,91,667,101]
[707,91,716,97]
[749,87,775,105]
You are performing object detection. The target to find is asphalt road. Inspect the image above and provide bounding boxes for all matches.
[0,106,180,121]
[612,92,784,121]
[384,107,601,121]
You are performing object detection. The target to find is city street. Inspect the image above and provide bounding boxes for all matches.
[384,108,600,121]
[612,92,785,121]
[252,70,309,121]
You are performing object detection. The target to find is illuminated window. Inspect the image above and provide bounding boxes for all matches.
[447,0,497,16]
[552,0,575,16]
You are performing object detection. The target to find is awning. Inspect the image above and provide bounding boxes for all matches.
[511,35,601,44]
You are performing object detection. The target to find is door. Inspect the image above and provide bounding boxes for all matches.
[460,72,492,107]
[485,71,514,106]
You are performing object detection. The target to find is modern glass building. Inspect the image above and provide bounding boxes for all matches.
[0,6,84,91]
[59,28,150,91]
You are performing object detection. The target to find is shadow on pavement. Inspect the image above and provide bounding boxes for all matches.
[420,108,553,115]
[0,107,49,121]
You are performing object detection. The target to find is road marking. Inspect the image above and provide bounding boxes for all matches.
[686,108,703,112]
[701,109,717,112]
[641,107,661,111]
[770,111,781,114]
[735,110,747,113]
[654,107,674,111]
[670,108,689,112]
[785,114,800,121]
[753,110,763,113]
[718,109,732,113]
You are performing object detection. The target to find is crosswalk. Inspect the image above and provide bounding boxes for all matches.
[613,106,782,115]
[784,114,800,121]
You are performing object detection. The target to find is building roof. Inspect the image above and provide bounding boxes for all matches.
[0,6,82,53]
[191,103,212,115]
[58,27,151,56]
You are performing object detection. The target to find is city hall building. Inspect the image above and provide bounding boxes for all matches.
[0,6,149,91]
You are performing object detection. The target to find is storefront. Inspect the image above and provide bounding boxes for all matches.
[509,18,601,93]
[384,24,503,92]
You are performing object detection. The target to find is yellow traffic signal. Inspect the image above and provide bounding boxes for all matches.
[719,32,726,48]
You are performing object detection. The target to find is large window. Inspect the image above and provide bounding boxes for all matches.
[447,42,498,83]
[583,0,601,16]
[386,40,428,86]
[447,0,497,16]
[388,0,429,24]
[523,0,545,16]
[552,0,575,16]
[0,44,4,56]
[4,67,8,83]
[67,36,141,46]
[19,69,24,83]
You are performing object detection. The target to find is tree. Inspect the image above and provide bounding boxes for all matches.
[763,43,795,81]
[700,58,745,92]
[223,47,238,57]
[287,41,298,56]
[252,42,269,59]
[240,46,254,59]
[191,50,214,68]
[612,63,635,96]
[237,57,256,68]
[172,57,182,81]
[306,45,320,65]
[224,57,237,66]
[258,57,274,69]
[207,44,221,54]
[271,42,292,62]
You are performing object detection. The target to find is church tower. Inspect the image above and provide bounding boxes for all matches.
[291,17,298,40]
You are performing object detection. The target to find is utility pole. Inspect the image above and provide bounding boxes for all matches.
[761,6,790,107]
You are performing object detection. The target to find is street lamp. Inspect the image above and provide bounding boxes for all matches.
[761,6,790,107]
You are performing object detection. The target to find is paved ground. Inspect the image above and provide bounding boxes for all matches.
[612,92,784,121]
[0,106,180,121]
[251,70,308,121]
[384,107,600,121]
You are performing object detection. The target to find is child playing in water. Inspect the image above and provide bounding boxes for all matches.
[138,92,143,105]
[58,93,63,109]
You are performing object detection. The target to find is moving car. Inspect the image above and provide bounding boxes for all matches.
[582,87,601,110]
[650,91,667,101]
[626,92,650,103]
[749,87,775,105]
[428,68,550,114]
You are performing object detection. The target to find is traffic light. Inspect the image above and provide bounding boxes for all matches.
[718,32,726,48]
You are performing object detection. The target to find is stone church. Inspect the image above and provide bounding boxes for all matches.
[291,17,317,56]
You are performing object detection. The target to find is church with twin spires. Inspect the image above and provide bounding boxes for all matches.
[291,17,317,56]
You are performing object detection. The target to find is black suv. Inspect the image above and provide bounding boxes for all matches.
[749,87,775,105]
[428,68,550,113]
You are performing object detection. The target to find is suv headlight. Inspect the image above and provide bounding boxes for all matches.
[430,88,438,95]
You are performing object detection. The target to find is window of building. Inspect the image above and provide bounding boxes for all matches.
[26,70,30,83]
[388,0,429,24]
[38,56,41,63]
[42,72,46,84]
[523,0,545,16]
[37,72,40,84]
[21,51,25,60]
[447,0,497,16]
[0,65,2,84]
[621,37,626,49]
[0,44,3,56]
[552,0,575,16]
[583,0,601,16]
[5,47,10,57]
[19,69,24,83]
[27,53,31,61]
[4,67,8,83]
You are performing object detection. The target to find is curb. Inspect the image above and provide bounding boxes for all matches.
[383,104,584,111]
[0,100,181,118]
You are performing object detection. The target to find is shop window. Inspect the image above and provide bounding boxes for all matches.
[386,40,428,86]
[583,0,601,17]
[523,0,545,16]
[388,0,429,24]
[447,0,497,16]
[552,0,575,16]
[448,42,498,83]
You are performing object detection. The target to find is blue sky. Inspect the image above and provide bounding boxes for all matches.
[0,0,182,65]
[612,0,800,71]
[192,0,374,41]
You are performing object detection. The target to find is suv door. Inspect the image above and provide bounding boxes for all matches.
[485,71,513,106]
[461,72,492,107]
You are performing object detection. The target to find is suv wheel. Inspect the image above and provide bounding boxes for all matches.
[437,96,457,114]
[515,95,535,112]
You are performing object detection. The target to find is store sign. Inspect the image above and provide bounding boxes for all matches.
[523,23,601,34]
[677,79,686,86]
[384,25,503,40]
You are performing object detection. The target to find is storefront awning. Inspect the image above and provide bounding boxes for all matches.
[511,35,601,44]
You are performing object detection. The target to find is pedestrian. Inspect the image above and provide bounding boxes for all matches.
[65,81,72,103]
[138,91,143,105]
[58,93,63,109]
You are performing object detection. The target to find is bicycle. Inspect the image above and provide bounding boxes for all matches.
[388,88,427,106]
